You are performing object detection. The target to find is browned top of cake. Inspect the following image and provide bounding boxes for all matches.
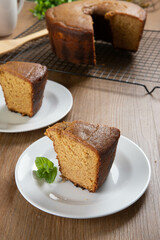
[0,61,47,83]
[46,0,146,31]
[46,120,120,154]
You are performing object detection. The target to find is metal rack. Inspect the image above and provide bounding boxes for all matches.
[0,19,160,94]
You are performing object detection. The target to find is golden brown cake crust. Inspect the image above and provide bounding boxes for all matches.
[46,0,146,30]
[51,121,120,154]
[0,61,47,83]
[45,120,120,192]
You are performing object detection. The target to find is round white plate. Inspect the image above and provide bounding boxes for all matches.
[15,135,151,219]
[0,80,73,132]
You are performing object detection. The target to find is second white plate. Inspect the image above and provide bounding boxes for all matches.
[15,135,151,219]
[0,80,73,132]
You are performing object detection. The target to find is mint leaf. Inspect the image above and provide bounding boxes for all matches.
[44,167,57,183]
[35,157,53,170]
[34,157,57,183]
[35,168,46,178]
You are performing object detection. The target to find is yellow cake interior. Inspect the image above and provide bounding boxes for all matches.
[49,130,99,192]
[0,71,32,116]
[108,14,143,50]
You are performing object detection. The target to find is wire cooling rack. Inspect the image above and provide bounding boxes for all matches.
[0,19,160,94]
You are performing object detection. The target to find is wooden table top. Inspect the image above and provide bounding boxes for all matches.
[0,1,160,239]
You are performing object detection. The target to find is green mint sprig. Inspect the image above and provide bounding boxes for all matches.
[30,0,77,20]
[34,157,57,183]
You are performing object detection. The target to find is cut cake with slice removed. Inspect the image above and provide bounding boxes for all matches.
[0,61,47,117]
[45,0,146,65]
[45,120,120,192]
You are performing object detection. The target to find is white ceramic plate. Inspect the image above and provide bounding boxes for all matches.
[0,80,73,133]
[15,135,151,219]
